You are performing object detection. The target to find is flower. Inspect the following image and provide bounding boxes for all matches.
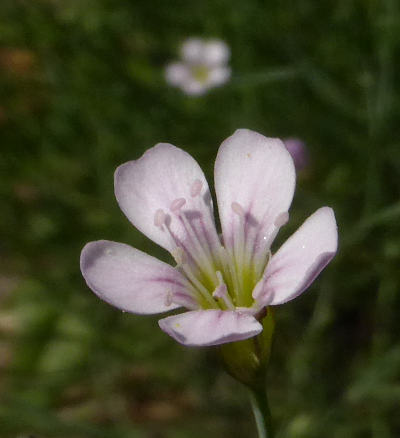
[283,138,309,171]
[80,129,338,347]
[165,38,231,95]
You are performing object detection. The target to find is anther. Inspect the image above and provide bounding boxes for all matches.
[274,211,289,227]
[231,201,245,218]
[190,179,203,197]
[154,209,166,228]
[212,284,227,299]
[212,271,234,309]
[170,197,186,212]
[213,271,227,298]
[216,270,225,286]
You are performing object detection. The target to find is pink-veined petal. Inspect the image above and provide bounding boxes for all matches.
[254,207,338,306]
[158,309,262,346]
[214,129,296,270]
[80,240,192,314]
[114,143,220,257]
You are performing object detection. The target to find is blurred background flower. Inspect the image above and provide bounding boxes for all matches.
[1,1,400,437]
[165,38,231,95]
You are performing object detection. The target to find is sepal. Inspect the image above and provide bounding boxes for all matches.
[219,307,274,389]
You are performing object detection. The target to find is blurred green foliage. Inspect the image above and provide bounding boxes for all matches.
[1,0,400,437]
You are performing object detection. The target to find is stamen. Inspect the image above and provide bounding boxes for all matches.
[170,197,186,212]
[154,209,166,228]
[213,271,226,298]
[231,201,245,217]
[253,250,272,286]
[212,284,227,299]
[164,290,198,310]
[171,245,217,308]
[190,179,203,197]
[212,271,234,310]
[230,202,247,297]
[216,270,225,285]
[218,246,239,303]
[180,261,219,309]
[175,208,218,284]
[213,272,227,300]
[159,219,217,309]
[274,211,289,227]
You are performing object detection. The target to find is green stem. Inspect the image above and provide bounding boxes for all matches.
[249,386,274,438]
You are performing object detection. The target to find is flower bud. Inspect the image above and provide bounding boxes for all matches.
[284,138,309,171]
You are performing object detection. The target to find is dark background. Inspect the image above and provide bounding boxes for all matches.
[1,0,400,437]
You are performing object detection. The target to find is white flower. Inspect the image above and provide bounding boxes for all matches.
[165,38,231,95]
[80,129,338,347]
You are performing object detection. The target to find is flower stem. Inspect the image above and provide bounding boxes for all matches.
[249,386,274,438]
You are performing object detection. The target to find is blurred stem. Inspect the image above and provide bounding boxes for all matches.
[363,0,394,217]
[249,385,274,438]
[233,67,299,87]
[302,63,363,123]
[343,197,400,248]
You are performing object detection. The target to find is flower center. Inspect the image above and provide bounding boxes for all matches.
[153,180,267,312]
[191,65,210,83]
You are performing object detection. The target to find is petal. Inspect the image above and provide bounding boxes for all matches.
[165,62,189,86]
[255,207,338,306]
[202,40,230,66]
[115,143,220,256]
[214,129,296,267]
[180,38,205,64]
[181,77,208,95]
[158,309,262,346]
[80,240,190,314]
[207,66,231,87]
